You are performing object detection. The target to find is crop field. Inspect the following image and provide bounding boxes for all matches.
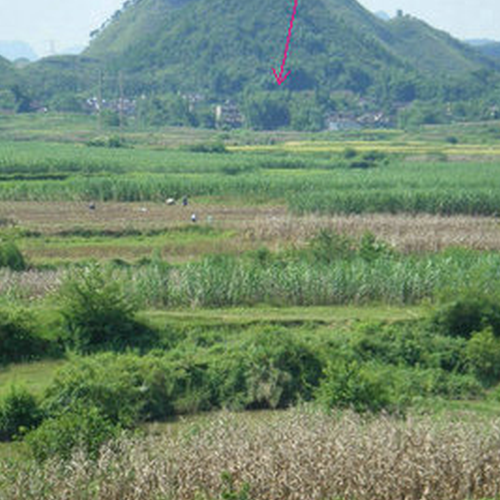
[3,131,500,218]
[3,113,500,498]
[5,411,500,500]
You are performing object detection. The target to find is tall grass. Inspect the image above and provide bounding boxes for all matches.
[122,250,500,308]
[3,410,500,500]
[3,249,500,308]
[1,140,500,215]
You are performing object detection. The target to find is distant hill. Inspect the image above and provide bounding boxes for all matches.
[466,39,497,47]
[466,40,500,61]
[386,16,493,76]
[20,55,101,102]
[81,0,497,99]
[84,0,405,95]
[0,41,37,61]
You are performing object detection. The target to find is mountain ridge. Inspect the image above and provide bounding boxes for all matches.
[82,0,497,98]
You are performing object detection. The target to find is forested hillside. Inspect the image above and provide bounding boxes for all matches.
[1,0,500,125]
[82,0,498,99]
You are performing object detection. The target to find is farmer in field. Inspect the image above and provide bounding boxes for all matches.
[191,213,197,223]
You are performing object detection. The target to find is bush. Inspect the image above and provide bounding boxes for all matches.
[0,308,47,364]
[43,353,175,427]
[85,136,127,148]
[315,360,392,413]
[60,265,156,353]
[212,329,322,410]
[101,110,121,127]
[389,366,483,404]
[0,240,26,271]
[348,321,467,373]
[431,293,500,339]
[25,405,120,462]
[0,387,42,441]
[466,328,500,384]
[183,141,228,154]
[342,147,358,159]
[307,230,354,263]
[347,151,389,170]
[358,232,393,262]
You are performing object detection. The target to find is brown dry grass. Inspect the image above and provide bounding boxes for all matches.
[0,269,63,300]
[0,201,286,234]
[3,410,500,500]
[3,202,500,263]
[243,213,500,253]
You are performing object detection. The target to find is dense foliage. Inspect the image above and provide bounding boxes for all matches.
[0,309,49,364]
[60,265,156,353]
[82,0,496,102]
[2,0,499,124]
[2,274,500,459]
[0,241,26,271]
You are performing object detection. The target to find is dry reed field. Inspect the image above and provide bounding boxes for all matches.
[3,411,500,500]
[3,202,500,255]
[244,213,500,253]
[0,201,287,234]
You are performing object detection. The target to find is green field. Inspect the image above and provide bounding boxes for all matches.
[3,113,500,498]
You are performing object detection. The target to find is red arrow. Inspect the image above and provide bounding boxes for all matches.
[272,0,299,85]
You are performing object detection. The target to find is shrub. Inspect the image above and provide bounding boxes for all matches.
[183,141,228,154]
[217,472,252,500]
[466,328,500,384]
[0,308,46,364]
[348,321,467,373]
[25,405,120,462]
[43,353,175,427]
[389,366,483,404]
[59,264,156,353]
[307,230,354,263]
[169,358,216,415]
[0,240,26,271]
[431,293,500,339]
[347,151,388,169]
[85,136,127,148]
[358,232,393,262]
[213,329,322,410]
[0,387,42,441]
[315,360,392,413]
[342,147,358,159]
[102,110,121,127]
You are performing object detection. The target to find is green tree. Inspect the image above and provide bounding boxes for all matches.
[243,92,291,130]
[59,264,155,352]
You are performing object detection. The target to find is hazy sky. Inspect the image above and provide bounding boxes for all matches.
[0,0,499,58]
[0,0,124,56]
[358,0,500,40]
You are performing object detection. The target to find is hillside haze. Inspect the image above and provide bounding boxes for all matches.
[0,41,38,62]
[83,0,496,97]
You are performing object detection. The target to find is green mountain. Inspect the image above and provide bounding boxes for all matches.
[386,16,493,76]
[82,0,497,99]
[468,41,500,61]
[85,0,401,95]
